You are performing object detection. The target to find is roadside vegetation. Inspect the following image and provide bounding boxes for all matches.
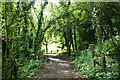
[1,0,120,79]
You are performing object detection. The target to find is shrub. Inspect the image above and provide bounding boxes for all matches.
[18,59,43,78]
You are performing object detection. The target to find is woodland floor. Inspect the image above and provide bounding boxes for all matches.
[33,54,80,78]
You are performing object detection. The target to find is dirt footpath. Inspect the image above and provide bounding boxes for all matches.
[33,54,80,78]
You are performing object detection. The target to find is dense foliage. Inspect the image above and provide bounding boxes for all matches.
[2,1,45,79]
[74,35,119,79]
[1,1,120,79]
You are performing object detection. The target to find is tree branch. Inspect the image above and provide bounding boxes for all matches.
[43,6,83,33]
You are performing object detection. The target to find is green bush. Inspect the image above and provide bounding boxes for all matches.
[75,54,119,79]
[18,59,43,78]
[74,36,119,79]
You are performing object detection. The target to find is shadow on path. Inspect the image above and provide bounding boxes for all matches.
[33,54,80,78]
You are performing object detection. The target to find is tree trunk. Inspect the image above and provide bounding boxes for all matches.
[74,22,77,51]
[34,2,48,55]
[69,26,74,52]
[68,45,71,56]
[4,3,9,77]
[85,46,87,56]
[45,38,48,52]
[46,42,48,52]
[118,59,120,79]
[101,26,106,72]
[92,45,95,67]
[103,55,106,72]
[71,39,74,52]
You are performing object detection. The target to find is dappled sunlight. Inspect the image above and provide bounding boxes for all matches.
[48,57,67,63]
[34,54,80,78]
[56,70,70,75]
[58,63,70,67]
[46,66,56,69]
[61,70,70,73]
[44,54,58,57]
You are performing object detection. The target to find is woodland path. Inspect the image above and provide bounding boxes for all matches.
[33,54,80,78]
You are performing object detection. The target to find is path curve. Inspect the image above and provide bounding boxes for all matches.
[34,54,80,78]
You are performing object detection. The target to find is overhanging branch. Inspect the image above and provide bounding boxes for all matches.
[43,6,83,33]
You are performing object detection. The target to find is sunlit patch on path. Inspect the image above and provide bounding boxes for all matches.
[33,54,80,78]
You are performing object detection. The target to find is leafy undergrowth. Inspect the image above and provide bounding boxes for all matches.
[74,54,118,79]
[70,35,119,79]
[17,59,43,78]
[16,54,45,78]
